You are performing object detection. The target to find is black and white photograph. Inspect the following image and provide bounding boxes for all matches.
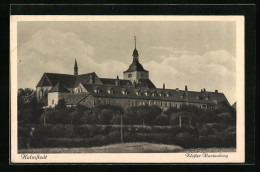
[10,15,245,163]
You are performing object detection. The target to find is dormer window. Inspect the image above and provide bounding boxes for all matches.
[152,92,156,97]
[166,93,170,97]
[107,88,113,94]
[128,74,132,78]
[136,91,140,96]
[94,87,100,93]
[122,89,128,95]
[144,92,148,96]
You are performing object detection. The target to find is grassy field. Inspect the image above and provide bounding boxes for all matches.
[19,142,183,153]
[19,142,236,153]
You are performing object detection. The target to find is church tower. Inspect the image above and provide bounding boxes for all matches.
[74,59,78,76]
[123,36,149,83]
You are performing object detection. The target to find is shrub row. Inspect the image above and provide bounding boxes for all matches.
[18,124,182,138]
[18,131,236,149]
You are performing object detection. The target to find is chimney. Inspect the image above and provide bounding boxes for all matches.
[163,83,165,89]
[204,88,206,92]
[115,76,120,86]
[89,73,95,84]
[215,90,218,93]
[176,88,179,92]
[185,85,188,103]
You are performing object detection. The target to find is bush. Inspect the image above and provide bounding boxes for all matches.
[175,132,198,148]
[222,132,236,147]
[18,127,30,137]
[198,135,224,147]
[154,115,169,126]
[18,137,29,149]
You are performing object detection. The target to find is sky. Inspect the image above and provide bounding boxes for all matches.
[17,21,236,104]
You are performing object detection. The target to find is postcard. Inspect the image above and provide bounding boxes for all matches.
[10,15,245,163]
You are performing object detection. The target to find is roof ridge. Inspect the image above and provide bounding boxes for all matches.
[78,72,94,76]
[45,72,74,76]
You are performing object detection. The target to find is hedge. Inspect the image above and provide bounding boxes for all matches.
[18,124,236,149]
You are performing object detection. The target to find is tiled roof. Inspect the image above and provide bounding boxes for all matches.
[64,93,91,105]
[37,73,76,88]
[36,73,52,87]
[74,72,103,87]
[37,72,228,105]
[49,81,70,93]
[78,84,227,104]
[124,59,148,73]
[37,72,103,88]
[136,79,156,88]
[99,78,132,86]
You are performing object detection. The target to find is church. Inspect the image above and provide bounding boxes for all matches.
[36,37,228,110]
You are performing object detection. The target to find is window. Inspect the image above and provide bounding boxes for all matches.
[122,90,128,95]
[141,74,144,77]
[128,74,132,78]
[160,102,163,107]
[94,88,100,93]
[39,90,43,98]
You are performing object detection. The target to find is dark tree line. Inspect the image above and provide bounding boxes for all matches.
[18,88,236,127]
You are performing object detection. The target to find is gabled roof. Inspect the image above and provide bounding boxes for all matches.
[136,79,156,89]
[49,81,70,93]
[64,93,91,105]
[37,73,76,88]
[124,59,148,73]
[74,72,102,87]
[37,72,102,88]
[36,73,53,87]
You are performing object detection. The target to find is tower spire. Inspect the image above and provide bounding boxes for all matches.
[74,59,78,76]
[134,36,136,49]
[132,36,139,59]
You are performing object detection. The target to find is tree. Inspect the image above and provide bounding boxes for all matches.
[69,110,78,125]
[124,107,140,125]
[137,105,162,126]
[170,111,194,128]
[18,88,35,111]
[154,114,169,126]
[18,88,43,124]
[55,99,67,110]
[82,109,97,124]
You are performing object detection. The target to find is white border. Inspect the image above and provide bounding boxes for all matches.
[10,15,245,163]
